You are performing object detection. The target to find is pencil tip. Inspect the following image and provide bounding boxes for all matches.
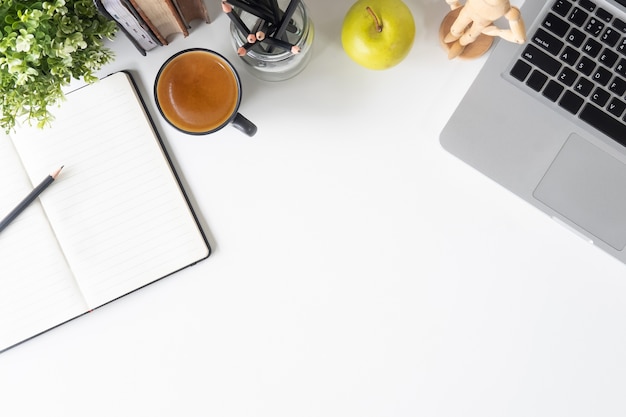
[52,165,64,180]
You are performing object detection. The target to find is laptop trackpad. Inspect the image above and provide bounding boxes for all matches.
[534,133,626,250]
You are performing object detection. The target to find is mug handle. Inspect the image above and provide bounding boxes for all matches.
[232,113,257,137]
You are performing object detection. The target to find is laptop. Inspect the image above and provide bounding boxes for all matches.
[440,0,626,264]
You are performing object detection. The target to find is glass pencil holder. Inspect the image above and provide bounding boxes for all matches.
[229,0,314,82]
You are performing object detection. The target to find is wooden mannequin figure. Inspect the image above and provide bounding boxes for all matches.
[439,0,526,60]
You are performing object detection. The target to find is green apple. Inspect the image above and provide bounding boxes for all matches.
[341,0,416,70]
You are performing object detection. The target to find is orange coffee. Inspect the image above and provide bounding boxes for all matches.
[156,50,240,133]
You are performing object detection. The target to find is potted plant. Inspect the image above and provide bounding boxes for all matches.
[0,0,117,133]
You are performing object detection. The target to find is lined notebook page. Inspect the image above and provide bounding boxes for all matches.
[11,72,209,308]
[0,136,87,352]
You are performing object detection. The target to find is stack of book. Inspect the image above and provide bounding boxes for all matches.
[94,0,211,55]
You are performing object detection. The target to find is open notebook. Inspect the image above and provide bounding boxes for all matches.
[0,72,210,352]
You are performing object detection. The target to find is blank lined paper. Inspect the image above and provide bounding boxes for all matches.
[1,72,209,351]
[0,136,87,350]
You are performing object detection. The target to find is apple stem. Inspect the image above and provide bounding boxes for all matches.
[365,6,383,33]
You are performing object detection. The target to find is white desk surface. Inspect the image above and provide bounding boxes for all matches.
[2,1,626,416]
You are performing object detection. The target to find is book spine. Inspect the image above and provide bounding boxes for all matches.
[118,0,164,46]
[96,0,164,54]
[165,0,190,36]
[130,0,189,42]
[93,0,147,55]
[127,0,169,45]
[171,0,210,26]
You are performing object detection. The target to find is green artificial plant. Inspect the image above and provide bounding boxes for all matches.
[0,0,117,132]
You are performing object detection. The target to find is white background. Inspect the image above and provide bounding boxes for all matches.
[2,0,626,416]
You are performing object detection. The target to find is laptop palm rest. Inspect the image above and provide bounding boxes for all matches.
[534,134,626,250]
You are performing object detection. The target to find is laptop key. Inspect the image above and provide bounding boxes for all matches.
[582,38,602,57]
[598,48,618,67]
[559,90,585,113]
[510,60,532,81]
[591,87,611,106]
[527,70,548,91]
[578,0,596,12]
[576,56,596,75]
[522,44,562,76]
[608,76,626,95]
[596,8,613,23]
[544,12,570,37]
[543,80,565,102]
[580,104,626,146]
[616,58,626,77]
[607,97,626,118]
[552,0,572,18]
[617,38,626,55]
[533,28,565,55]
[560,46,580,65]
[584,18,604,36]
[573,77,594,96]
[600,27,620,46]
[592,66,613,85]
[558,67,578,86]
[614,18,626,33]
[566,27,587,47]
[569,7,589,27]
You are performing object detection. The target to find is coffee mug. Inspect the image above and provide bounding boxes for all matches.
[154,48,257,136]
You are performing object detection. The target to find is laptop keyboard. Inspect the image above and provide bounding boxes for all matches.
[510,0,626,147]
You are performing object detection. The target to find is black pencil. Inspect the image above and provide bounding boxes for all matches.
[237,41,257,56]
[268,0,281,24]
[226,0,275,23]
[261,36,300,53]
[255,19,271,41]
[274,0,299,39]
[0,166,64,233]
[222,2,257,43]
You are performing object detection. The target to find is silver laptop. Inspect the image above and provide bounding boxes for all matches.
[440,0,626,263]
